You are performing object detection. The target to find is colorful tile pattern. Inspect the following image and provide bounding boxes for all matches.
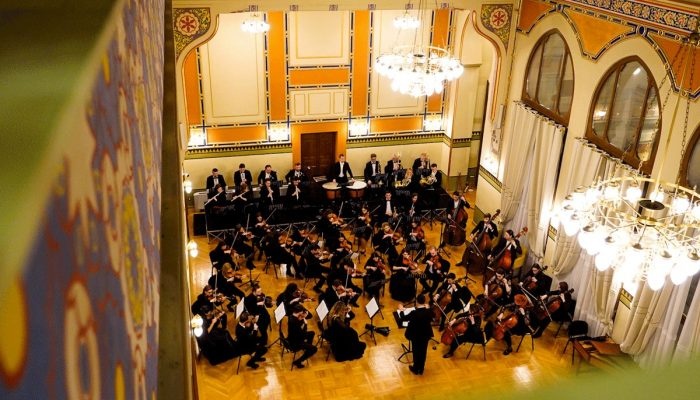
[174,8,212,59]
[481,4,514,49]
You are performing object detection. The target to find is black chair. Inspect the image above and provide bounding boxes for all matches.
[563,320,589,364]
[553,299,576,338]
[464,329,489,361]
[315,320,332,361]
[233,348,256,375]
[513,331,535,353]
[278,318,305,370]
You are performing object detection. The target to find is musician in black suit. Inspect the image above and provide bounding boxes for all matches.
[329,154,353,184]
[244,285,271,345]
[364,153,382,183]
[488,229,522,271]
[457,213,498,267]
[235,312,268,369]
[259,179,280,208]
[257,165,279,186]
[233,163,253,188]
[204,184,229,212]
[287,305,318,369]
[285,162,309,183]
[378,191,399,225]
[285,177,305,207]
[412,153,430,176]
[206,168,227,197]
[403,294,434,375]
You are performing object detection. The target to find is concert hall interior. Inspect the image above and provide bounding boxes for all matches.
[6,0,700,399]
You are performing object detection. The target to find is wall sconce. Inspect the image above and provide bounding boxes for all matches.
[183,172,193,194]
[348,118,370,137]
[188,127,206,147]
[187,240,198,258]
[241,5,270,33]
[267,123,290,142]
[190,315,204,337]
[423,115,443,131]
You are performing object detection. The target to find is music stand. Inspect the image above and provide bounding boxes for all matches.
[267,302,287,348]
[359,297,385,345]
[235,300,246,320]
[315,301,329,346]
[396,306,415,363]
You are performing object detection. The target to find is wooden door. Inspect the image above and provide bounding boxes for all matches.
[300,132,336,178]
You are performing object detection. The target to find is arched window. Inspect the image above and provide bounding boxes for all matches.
[522,31,574,124]
[681,125,700,189]
[586,58,660,175]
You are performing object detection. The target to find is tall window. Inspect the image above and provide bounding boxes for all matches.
[522,31,574,124]
[586,58,660,175]
[681,125,700,188]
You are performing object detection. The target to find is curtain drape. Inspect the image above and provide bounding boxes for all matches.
[673,281,700,363]
[620,282,675,356]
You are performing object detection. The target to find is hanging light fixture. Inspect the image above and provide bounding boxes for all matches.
[375,2,463,97]
[558,30,700,290]
[241,6,269,34]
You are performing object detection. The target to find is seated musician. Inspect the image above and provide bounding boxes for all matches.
[233,163,253,190]
[196,308,237,366]
[209,240,234,271]
[405,220,426,253]
[286,177,305,208]
[318,209,343,250]
[405,193,423,223]
[420,164,442,208]
[251,212,271,259]
[363,252,387,300]
[375,223,400,264]
[330,236,353,271]
[385,153,403,186]
[442,304,484,358]
[230,182,252,214]
[325,302,367,362]
[259,178,280,208]
[434,273,473,331]
[257,164,278,186]
[205,184,229,213]
[191,285,227,329]
[488,229,522,271]
[412,153,430,176]
[324,279,361,309]
[389,249,419,302]
[208,263,245,311]
[420,246,449,296]
[532,281,574,338]
[354,205,373,253]
[267,231,301,278]
[364,153,382,184]
[244,284,272,345]
[329,260,364,300]
[518,264,551,298]
[206,168,227,197]
[483,268,512,317]
[276,283,313,317]
[285,162,309,183]
[230,225,255,261]
[495,299,536,355]
[235,312,268,369]
[378,191,399,225]
[288,305,319,369]
[299,244,330,293]
[457,212,498,267]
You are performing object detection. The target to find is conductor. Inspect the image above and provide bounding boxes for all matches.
[403,294,434,375]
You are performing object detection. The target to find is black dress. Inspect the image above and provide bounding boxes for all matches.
[326,317,367,362]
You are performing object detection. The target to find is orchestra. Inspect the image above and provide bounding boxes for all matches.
[191,160,568,376]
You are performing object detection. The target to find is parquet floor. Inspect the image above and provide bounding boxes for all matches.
[188,192,582,399]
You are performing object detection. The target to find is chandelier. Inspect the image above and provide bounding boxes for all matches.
[241,13,269,34]
[375,5,463,97]
[558,31,700,290]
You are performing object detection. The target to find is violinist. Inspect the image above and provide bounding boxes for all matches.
[389,249,419,302]
[420,246,449,296]
[434,273,473,331]
[329,260,364,302]
[191,285,227,329]
[230,225,255,260]
[196,308,237,366]
[288,227,307,256]
[405,220,426,253]
[244,284,272,345]
[324,279,360,309]
[519,264,551,298]
[208,263,245,311]
[288,305,319,369]
[483,268,512,317]
[376,223,400,264]
[319,209,343,250]
[363,252,387,300]
[299,244,330,293]
[354,205,373,253]
[325,302,367,362]
[251,212,270,260]
[330,236,353,271]
[488,229,522,271]
[276,283,313,317]
[209,240,234,271]
[285,176,305,208]
[531,281,574,338]
[267,231,301,278]
[442,303,484,358]
[457,212,498,267]
[235,312,268,369]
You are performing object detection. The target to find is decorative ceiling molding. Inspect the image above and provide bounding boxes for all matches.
[173,8,212,59]
[480,4,514,49]
[518,0,556,33]
[564,8,635,59]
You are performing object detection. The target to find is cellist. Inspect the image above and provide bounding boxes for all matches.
[456,212,498,267]
[531,281,574,338]
[518,264,551,298]
[442,303,484,358]
[433,273,473,331]
[487,229,522,271]
[492,296,536,356]
[483,268,511,317]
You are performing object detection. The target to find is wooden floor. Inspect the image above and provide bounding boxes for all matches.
[188,192,586,399]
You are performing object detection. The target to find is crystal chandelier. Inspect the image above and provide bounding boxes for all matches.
[375,5,463,97]
[558,31,700,290]
[241,13,269,34]
[393,12,420,29]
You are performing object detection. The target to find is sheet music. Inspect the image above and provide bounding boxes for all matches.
[365,297,379,319]
[274,302,286,324]
[235,300,245,319]
[401,307,416,316]
[316,300,329,323]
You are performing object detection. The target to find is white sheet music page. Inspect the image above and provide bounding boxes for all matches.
[365,297,379,319]
[316,300,329,322]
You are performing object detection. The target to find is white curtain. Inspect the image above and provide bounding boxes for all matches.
[499,103,537,224]
[673,282,700,363]
[569,253,616,337]
[636,281,690,369]
[499,102,564,259]
[620,282,675,356]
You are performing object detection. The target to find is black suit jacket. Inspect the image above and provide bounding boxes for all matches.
[405,307,434,342]
[329,162,353,180]
[364,161,381,181]
[233,170,253,187]
[206,175,227,192]
[385,160,402,175]
[471,220,498,239]
[285,169,309,183]
[257,170,279,186]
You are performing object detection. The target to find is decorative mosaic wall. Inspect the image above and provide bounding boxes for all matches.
[174,8,211,59]
[481,4,513,49]
[0,0,163,398]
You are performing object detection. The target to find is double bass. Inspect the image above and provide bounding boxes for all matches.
[464,209,501,274]
[444,187,469,246]
[488,226,528,273]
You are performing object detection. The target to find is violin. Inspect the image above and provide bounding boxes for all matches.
[257,292,274,308]
[410,225,425,241]
[293,289,314,303]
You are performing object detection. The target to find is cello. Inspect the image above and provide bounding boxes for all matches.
[465,209,501,274]
[487,226,528,273]
[492,294,529,341]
